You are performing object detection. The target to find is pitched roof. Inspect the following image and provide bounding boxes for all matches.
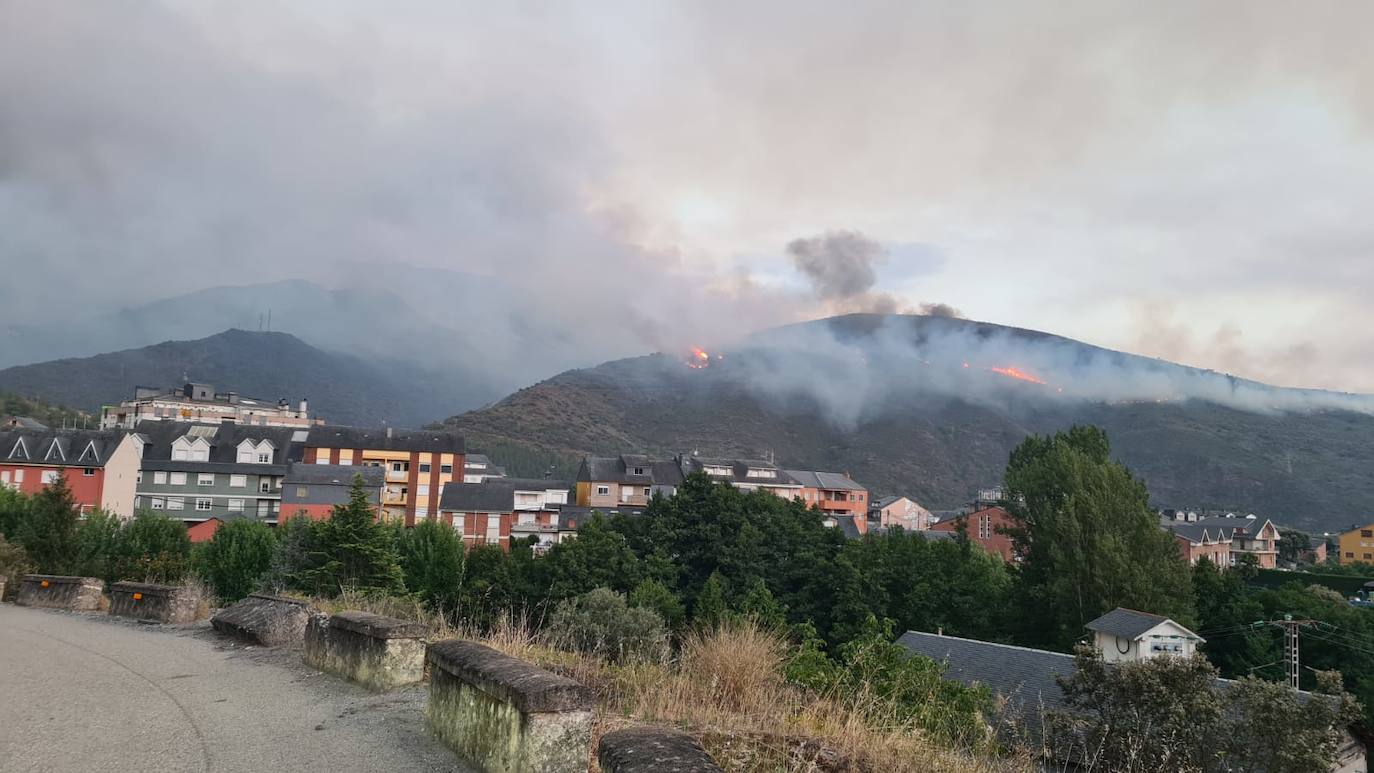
[0,429,131,468]
[577,455,684,486]
[437,478,572,513]
[134,421,306,467]
[681,456,800,487]
[825,514,862,539]
[1163,521,1234,545]
[305,425,465,454]
[784,470,865,491]
[1084,608,1199,641]
[283,463,384,487]
[873,495,903,509]
[556,504,647,530]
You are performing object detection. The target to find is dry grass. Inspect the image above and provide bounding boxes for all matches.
[297,596,1025,773]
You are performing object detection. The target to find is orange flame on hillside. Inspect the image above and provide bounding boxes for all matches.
[686,346,711,369]
[989,366,1047,385]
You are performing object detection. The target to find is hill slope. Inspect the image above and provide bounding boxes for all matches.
[442,314,1374,533]
[0,329,463,428]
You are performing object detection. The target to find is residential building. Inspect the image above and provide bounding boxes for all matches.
[1194,515,1280,568]
[678,455,802,499]
[1164,521,1234,567]
[101,383,318,429]
[927,505,1017,562]
[187,518,223,543]
[1301,536,1329,565]
[303,426,465,526]
[868,495,932,532]
[463,453,507,483]
[279,464,384,522]
[785,470,868,520]
[575,455,684,508]
[898,610,1366,772]
[0,429,143,517]
[822,513,863,539]
[437,478,571,552]
[1339,523,1374,565]
[134,421,307,526]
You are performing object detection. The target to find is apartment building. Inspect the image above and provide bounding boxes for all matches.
[0,428,143,516]
[101,383,318,429]
[1159,512,1281,569]
[463,453,507,483]
[304,426,465,525]
[279,463,385,522]
[1339,523,1374,565]
[134,421,307,525]
[437,478,571,552]
[575,455,684,508]
[678,456,802,498]
[928,505,1017,562]
[785,470,868,518]
[869,495,933,532]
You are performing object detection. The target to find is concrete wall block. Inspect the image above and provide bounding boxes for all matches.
[303,611,425,691]
[598,726,724,773]
[109,582,206,623]
[426,639,594,773]
[16,575,103,611]
[210,593,312,646]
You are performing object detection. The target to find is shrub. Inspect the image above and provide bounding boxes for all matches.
[110,511,192,583]
[629,578,686,630]
[545,587,668,663]
[0,534,34,594]
[269,515,321,591]
[199,520,277,603]
[73,509,122,582]
[398,519,465,610]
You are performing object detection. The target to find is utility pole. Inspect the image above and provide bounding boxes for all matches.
[1260,615,1319,689]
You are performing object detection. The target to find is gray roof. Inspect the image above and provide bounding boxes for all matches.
[134,421,305,467]
[826,514,862,539]
[577,455,684,486]
[557,505,646,530]
[784,470,866,491]
[1084,608,1196,641]
[438,478,572,513]
[680,456,800,487]
[918,529,957,541]
[898,630,1076,731]
[873,495,903,509]
[306,425,465,454]
[1163,521,1234,544]
[283,464,384,487]
[0,429,131,468]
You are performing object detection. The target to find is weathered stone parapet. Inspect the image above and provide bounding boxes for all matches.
[598,726,724,772]
[109,581,206,623]
[16,575,103,611]
[426,639,594,773]
[303,610,427,691]
[210,593,312,646]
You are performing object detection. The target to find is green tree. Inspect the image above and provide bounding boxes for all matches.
[0,485,28,538]
[1005,426,1195,649]
[13,470,80,574]
[73,509,123,582]
[270,515,321,591]
[629,577,687,630]
[1220,670,1361,772]
[199,520,277,602]
[110,511,192,583]
[736,578,788,632]
[1191,557,1275,678]
[398,519,466,611]
[0,534,34,591]
[542,513,641,600]
[297,476,405,596]
[693,571,727,627]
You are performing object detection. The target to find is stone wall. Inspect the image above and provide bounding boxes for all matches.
[598,726,724,773]
[109,582,205,624]
[426,639,594,773]
[16,575,103,611]
[303,611,426,691]
[210,593,312,646]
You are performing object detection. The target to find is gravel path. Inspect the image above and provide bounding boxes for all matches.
[0,603,468,772]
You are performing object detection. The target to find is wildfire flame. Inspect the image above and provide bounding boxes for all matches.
[686,346,711,369]
[989,366,1047,385]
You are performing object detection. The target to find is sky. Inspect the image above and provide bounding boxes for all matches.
[3,1,1373,392]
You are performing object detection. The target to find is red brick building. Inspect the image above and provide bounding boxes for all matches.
[786,470,868,532]
[0,429,143,517]
[928,506,1017,562]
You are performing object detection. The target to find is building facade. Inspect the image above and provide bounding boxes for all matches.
[134,421,306,526]
[279,464,384,522]
[575,455,684,508]
[304,426,465,526]
[928,505,1017,562]
[1339,523,1374,565]
[1165,522,1234,567]
[102,383,317,429]
[437,478,571,552]
[0,429,142,516]
[869,495,933,532]
[785,470,868,518]
[463,454,507,483]
[678,456,802,498]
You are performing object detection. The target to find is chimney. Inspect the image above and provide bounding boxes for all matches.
[298,398,308,416]
[386,426,393,439]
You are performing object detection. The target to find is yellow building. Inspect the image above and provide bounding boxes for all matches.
[1338,523,1374,564]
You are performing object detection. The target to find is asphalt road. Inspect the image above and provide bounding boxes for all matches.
[0,604,468,772]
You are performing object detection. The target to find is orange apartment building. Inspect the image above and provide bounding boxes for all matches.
[0,428,143,517]
[928,505,1018,562]
[785,469,868,535]
[303,426,464,526]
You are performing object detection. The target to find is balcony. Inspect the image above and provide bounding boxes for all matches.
[386,469,409,482]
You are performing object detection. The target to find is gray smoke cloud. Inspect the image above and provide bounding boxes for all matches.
[787,230,885,300]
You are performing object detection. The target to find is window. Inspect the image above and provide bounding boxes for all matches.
[296,486,309,497]
[257,453,271,463]
[166,497,184,511]
[417,484,430,496]
[419,463,432,473]
[133,496,141,509]
[1363,530,1373,538]
[1347,551,1355,558]
[978,515,992,540]
[198,473,214,486]
[315,456,329,465]
[596,485,609,496]
[41,470,59,485]
[13,469,22,483]
[230,474,246,488]
[453,514,465,531]
[440,464,453,474]
[83,468,96,477]
[169,472,187,486]
[227,499,244,512]
[173,448,189,461]
[745,468,774,478]
[486,518,500,541]
[644,487,651,497]
[136,470,142,484]
[391,461,408,473]
[632,466,645,475]
[259,480,272,493]
[1365,553,1372,561]
[150,497,165,510]
[154,471,167,485]
[195,498,212,512]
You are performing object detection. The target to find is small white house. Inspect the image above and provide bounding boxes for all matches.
[1086,608,1204,663]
